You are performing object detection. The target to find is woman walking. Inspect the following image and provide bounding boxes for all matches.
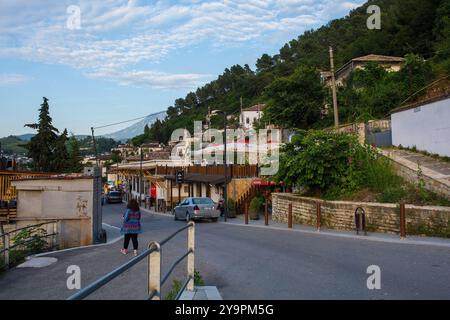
[120,199,142,256]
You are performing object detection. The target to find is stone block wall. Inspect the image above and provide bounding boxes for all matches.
[272,193,450,238]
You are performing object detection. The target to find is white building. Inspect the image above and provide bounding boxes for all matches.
[240,104,265,130]
[392,95,450,157]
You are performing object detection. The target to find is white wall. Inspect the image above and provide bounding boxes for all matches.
[392,97,450,157]
[240,110,263,130]
[12,178,94,248]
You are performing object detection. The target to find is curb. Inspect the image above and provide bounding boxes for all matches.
[179,286,223,300]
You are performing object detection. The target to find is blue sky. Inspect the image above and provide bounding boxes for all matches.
[0,0,363,137]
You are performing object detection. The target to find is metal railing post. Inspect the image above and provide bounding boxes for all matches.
[187,222,195,292]
[4,233,9,268]
[288,203,293,229]
[148,242,161,300]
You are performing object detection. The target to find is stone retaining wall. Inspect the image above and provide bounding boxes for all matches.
[389,157,450,200]
[272,193,450,238]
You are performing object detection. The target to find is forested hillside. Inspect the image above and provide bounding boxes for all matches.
[0,136,27,155]
[134,0,450,144]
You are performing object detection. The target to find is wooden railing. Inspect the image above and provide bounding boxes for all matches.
[235,184,259,215]
[155,164,258,178]
[0,206,17,223]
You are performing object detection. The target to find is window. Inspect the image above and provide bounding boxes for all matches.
[246,117,250,124]
[192,198,214,205]
[184,186,189,193]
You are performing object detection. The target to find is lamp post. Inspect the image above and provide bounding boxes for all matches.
[211,110,228,222]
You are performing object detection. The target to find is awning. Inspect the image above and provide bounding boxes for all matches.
[145,175,167,189]
[165,173,231,185]
[252,178,279,186]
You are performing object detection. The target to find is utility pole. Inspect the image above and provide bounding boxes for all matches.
[139,146,143,206]
[329,46,339,128]
[223,112,228,222]
[240,97,243,126]
[91,127,100,167]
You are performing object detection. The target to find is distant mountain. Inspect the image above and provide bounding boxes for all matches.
[102,111,167,142]
[16,133,35,141]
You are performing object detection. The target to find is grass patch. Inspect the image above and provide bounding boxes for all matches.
[396,145,450,163]
[164,270,205,300]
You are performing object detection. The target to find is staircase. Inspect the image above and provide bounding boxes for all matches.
[235,184,259,215]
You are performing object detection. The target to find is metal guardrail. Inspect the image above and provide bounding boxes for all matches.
[68,221,195,300]
[0,220,59,270]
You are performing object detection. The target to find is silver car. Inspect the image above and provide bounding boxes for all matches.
[173,197,220,222]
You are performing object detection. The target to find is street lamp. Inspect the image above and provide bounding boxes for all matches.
[211,110,228,222]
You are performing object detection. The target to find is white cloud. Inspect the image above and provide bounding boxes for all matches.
[87,68,212,89]
[0,73,31,86]
[0,0,364,88]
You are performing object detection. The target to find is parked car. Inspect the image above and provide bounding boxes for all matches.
[173,197,220,222]
[106,191,122,204]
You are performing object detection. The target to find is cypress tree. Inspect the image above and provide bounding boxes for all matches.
[24,97,59,172]
[52,129,70,172]
[68,135,84,173]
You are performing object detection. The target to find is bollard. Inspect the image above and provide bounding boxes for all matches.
[264,202,269,226]
[316,202,321,231]
[288,203,293,229]
[245,202,249,225]
[354,207,367,236]
[399,202,406,239]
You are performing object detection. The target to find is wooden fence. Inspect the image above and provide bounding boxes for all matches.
[0,171,54,202]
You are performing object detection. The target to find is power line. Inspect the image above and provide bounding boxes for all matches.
[92,111,165,130]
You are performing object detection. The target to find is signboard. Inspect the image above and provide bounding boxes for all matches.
[176,170,184,184]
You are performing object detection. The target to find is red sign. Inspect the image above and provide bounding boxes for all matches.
[151,184,157,198]
[252,178,277,186]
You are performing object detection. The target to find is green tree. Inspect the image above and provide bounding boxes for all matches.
[111,150,122,164]
[68,136,84,173]
[24,97,59,172]
[262,66,325,129]
[51,129,70,172]
[433,0,450,72]
[275,130,365,196]
[256,54,274,73]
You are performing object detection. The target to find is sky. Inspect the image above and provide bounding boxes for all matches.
[0,0,363,137]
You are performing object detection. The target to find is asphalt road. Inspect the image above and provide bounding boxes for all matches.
[1,203,450,300]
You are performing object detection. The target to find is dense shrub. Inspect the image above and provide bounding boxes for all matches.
[276,129,450,205]
[249,197,264,220]
[276,130,404,198]
[227,198,236,218]
[276,130,364,195]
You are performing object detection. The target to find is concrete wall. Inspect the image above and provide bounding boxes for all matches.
[12,177,94,248]
[392,97,450,157]
[272,193,450,238]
